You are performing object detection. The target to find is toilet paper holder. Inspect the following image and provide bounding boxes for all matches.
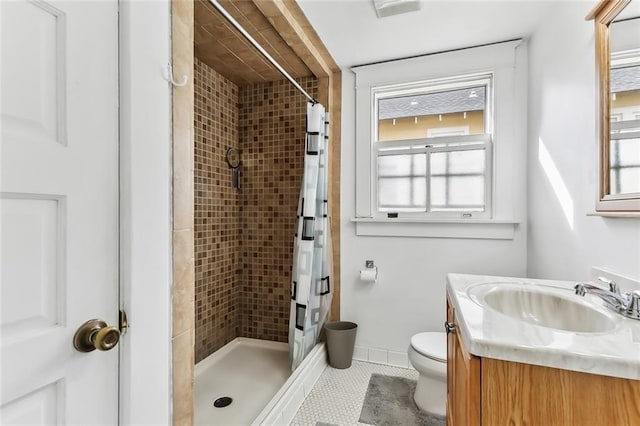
[360,260,378,283]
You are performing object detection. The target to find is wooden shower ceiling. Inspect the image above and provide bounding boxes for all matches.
[194,0,314,85]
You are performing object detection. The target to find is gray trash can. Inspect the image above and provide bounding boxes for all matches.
[325,321,358,369]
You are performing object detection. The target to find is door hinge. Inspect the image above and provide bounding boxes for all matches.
[119,310,129,336]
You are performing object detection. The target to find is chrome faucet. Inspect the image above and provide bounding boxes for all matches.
[574,277,640,320]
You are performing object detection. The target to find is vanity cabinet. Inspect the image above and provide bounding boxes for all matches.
[446,296,480,426]
[446,294,640,425]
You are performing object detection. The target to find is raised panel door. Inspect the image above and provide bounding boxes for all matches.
[1,0,119,423]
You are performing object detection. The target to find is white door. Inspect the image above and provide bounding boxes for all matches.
[1,0,119,424]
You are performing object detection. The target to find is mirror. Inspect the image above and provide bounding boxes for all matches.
[589,0,640,214]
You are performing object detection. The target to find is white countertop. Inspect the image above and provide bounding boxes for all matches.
[447,273,640,380]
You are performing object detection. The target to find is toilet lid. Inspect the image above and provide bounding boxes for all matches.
[411,332,447,362]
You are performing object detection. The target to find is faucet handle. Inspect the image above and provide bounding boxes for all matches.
[597,276,619,294]
[624,291,640,319]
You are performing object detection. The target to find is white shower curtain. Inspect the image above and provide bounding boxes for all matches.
[289,102,333,371]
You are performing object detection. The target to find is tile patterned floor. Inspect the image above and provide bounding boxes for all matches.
[291,361,418,425]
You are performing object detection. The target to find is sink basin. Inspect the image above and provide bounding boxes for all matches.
[468,283,618,333]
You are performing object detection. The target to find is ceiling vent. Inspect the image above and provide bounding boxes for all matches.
[373,0,422,18]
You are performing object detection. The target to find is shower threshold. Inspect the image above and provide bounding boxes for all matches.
[195,337,327,425]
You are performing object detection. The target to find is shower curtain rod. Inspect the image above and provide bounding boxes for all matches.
[207,0,318,105]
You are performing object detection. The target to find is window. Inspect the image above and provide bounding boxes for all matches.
[372,75,493,217]
[352,40,525,238]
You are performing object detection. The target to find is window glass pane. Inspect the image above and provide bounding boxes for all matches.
[448,176,485,207]
[378,178,427,211]
[377,153,427,211]
[430,149,485,176]
[430,176,485,211]
[429,149,486,211]
[412,178,427,208]
[447,149,485,174]
[378,177,410,207]
[430,151,447,175]
[378,86,486,142]
[430,176,446,207]
[378,154,426,176]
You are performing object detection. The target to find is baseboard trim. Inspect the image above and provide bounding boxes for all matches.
[352,345,414,370]
[253,342,328,425]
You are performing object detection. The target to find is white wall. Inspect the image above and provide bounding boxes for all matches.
[340,55,528,362]
[119,0,173,424]
[527,2,640,283]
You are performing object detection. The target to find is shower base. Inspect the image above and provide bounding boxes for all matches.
[195,337,327,425]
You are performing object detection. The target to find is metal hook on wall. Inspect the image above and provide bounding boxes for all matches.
[163,63,188,87]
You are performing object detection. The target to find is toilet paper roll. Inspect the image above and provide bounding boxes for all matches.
[359,268,377,283]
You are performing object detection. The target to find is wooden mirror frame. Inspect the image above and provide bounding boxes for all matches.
[587,0,640,216]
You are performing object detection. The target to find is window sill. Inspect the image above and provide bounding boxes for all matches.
[350,217,520,240]
[587,212,640,218]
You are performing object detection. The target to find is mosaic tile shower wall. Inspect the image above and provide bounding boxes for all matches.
[194,56,318,361]
[194,57,241,363]
[238,77,318,343]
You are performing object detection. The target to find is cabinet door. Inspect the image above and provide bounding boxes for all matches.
[446,298,455,426]
[482,357,640,424]
[447,297,481,426]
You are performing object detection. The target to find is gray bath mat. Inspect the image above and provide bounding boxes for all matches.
[359,374,446,426]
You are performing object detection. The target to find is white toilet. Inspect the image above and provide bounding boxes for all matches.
[408,332,447,417]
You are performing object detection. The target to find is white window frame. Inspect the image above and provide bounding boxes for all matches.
[371,74,494,218]
[351,40,526,238]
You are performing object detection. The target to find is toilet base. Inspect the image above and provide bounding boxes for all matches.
[413,373,446,417]
[407,334,447,418]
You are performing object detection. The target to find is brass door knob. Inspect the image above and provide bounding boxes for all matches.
[73,319,120,352]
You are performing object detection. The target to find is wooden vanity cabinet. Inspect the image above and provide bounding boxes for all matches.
[446,295,640,425]
[446,296,480,426]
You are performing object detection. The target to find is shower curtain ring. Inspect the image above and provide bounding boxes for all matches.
[163,63,189,87]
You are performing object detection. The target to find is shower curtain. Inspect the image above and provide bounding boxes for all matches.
[289,102,333,371]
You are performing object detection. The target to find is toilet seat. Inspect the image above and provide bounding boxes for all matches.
[410,332,446,362]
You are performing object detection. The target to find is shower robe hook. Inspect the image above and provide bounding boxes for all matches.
[163,63,188,87]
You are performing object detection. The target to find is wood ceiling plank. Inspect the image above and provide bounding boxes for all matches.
[249,30,298,73]
[275,15,329,75]
[252,0,336,77]
[226,1,273,32]
[257,28,311,77]
[219,41,278,82]
[194,0,324,84]
[195,0,274,82]
[195,39,251,85]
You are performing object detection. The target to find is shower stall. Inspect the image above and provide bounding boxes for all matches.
[185,1,340,424]
[193,67,318,424]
